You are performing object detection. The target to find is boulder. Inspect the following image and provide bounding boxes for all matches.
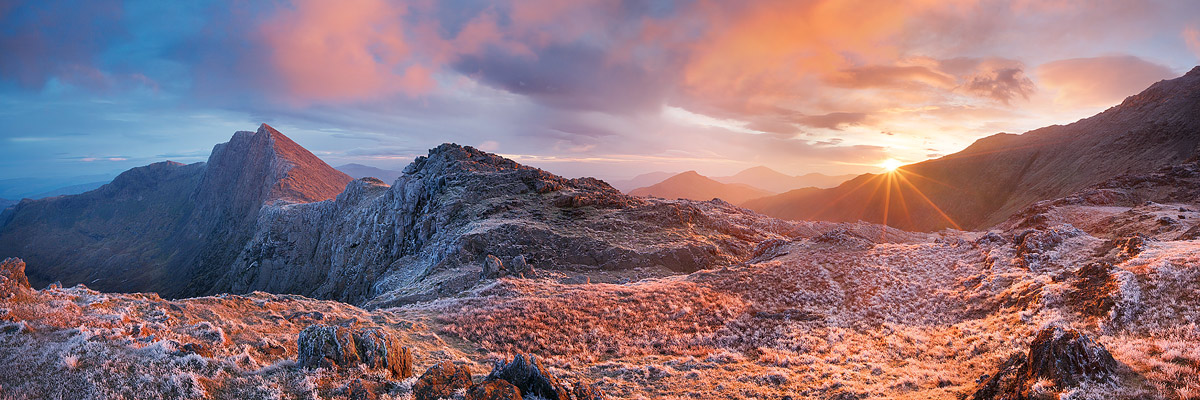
[486,354,569,400]
[969,327,1118,399]
[0,257,31,298]
[467,380,522,400]
[297,325,413,379]
[413,361,473,400]
[485,354,605,400]
[509,255,529,275]
[482,255,504,279]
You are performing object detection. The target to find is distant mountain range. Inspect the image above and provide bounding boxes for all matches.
[626,167,855,205]
[713,166,856,193]
[0,175,115,200]
[629,171,775,205]
[606,171,678,192]
[336,163,403,183]
[745,66,1200,232]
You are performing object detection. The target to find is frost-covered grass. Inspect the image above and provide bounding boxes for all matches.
[0,288,477,399]
[6,221,1200,398]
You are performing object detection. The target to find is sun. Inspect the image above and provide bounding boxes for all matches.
[879,158,903,172]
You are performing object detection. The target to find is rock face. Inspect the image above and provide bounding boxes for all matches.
[746,66,1200,231]
[0,257,30,298]
[0,124,352,298]
[413,361,473,400]
[296,324,413,379]
[969,327,1119,399]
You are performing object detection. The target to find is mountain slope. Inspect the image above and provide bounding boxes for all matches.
[218,145,838,306]
[0,124,352,296]
[337,163,403,183]
[629,171,774,205]
[714,166,855,192]
[746,66,1200,232]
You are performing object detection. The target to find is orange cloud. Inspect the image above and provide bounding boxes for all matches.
[1037,55,1175,107]
[259,0,434,103]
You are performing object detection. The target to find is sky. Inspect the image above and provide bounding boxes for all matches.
[2,0,1200,183]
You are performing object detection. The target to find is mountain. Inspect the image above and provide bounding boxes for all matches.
[25,181,110,199]
[628,170,775,205]
[0,128,839,306]
[745,66,1200,232]
[337,163,403,183]
[0,173,117,200]
[0,198,14,211]
[606,171,677,193]
[714,166,855,192]
[0,123,353,297]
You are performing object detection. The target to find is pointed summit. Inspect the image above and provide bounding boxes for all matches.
[201,124,352,206]
[630,170,773,204]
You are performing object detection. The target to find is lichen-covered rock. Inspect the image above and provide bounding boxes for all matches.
[0,257,31,298]
[969,327,1118,399]
[413,361,473,400]
[297,324,413,379]
[485,354,572,400]
[466,379,522,400]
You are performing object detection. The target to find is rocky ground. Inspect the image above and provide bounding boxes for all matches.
[5,196,1200,398]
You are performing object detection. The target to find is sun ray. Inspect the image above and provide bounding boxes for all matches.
[894,171,962,230]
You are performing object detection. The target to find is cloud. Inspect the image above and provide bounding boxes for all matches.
[0,0,125,89]
[963,67,1035,104]
[1037,55,1176,107]
[1186,25,1200,59]
[256,0,434,103]
[799,113,871,131]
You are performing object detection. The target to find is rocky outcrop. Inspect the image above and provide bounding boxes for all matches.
[485,354,605,400]
[413,361,473,400]
[296,324,413,379]
[0,257,30,298]
[969,327,1119,399]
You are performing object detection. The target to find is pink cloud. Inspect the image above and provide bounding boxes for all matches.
[1186,25,1200,59]
[1036,55,1175,107]
[258,0,435,103]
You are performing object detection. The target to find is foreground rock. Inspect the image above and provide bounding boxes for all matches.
[413,361,474,400]
[485,353,605,400]
[968,327,1119,399]
[297,324,414,379]
[0,257,30,298]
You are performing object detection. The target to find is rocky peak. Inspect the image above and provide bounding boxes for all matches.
[199,123,352,207]
[403,143,525,177]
